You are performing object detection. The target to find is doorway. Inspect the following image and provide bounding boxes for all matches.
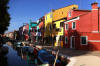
[70,36,75,48]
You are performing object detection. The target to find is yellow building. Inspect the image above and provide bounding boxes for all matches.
[44,12,53,37]
[53,5,78,21]
[53,19,65,47]
[52,5,78,47]
[44,12,53,44]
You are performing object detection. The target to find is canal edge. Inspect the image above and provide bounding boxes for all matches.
[45,49,77,66]
[67,57,76,66]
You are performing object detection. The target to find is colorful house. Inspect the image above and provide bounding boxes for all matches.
[24,24,29,41]
[29,22,37,43]
[64,2,100,51]
[36,16,44,44]
[19,26,23,40]
[44,12,53,44]
[52,4,78,47]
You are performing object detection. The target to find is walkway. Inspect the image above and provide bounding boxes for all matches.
[42,46,100,66]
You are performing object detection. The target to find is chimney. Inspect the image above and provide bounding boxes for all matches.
[91,2,98,9]
[91,2,99,33]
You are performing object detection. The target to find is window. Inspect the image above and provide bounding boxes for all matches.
[53,24,56,29]
[66,24,68,30]
[60,36,64,41]
[73,7,77,9]
[50,14,52,18]
[62,12,63,14]
[34,29,37,32]
[65,37,68,44]
[56,28,61,32]
[68,11,71,17]
[53,36,56,40]
[81,36,88,45]
[49,25,52,31]
[60,22,64,27]
[38,29,40,32]
[72,22,76,29]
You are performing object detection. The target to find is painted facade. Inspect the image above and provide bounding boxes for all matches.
[64,2,100,51]
[53,19,65,47]
[44,12,53,37]
[53,5,78,21]
[29,22,37,42]
[19,26,23,40]
[52,5,78,47]
[36,17,44,44]
[44,12,53,44]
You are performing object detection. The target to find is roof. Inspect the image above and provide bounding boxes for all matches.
[53,4,78,11]
[74,9,91,12]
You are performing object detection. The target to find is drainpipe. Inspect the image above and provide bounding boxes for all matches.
[98,7,99,32]
[51,9,53,46]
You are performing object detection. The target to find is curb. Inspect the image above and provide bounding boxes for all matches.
[46,49,76,66]
[67,57,76,66]
[36,46,77,66]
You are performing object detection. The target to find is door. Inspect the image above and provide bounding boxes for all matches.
[70,36,75,48]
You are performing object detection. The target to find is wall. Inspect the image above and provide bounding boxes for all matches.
[44,12,53,37]
[53,5,78,21]
[64,8,100,51]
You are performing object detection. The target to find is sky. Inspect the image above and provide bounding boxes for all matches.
[7,0,99,32]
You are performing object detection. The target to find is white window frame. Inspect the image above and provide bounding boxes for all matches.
[80,36,88,45]
[72,22,76,30]
[65,24,68,30]
[65,36,68,44]
[68,11,71,17]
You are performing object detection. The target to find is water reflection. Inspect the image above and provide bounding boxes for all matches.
[0,56,8,66]
[3,42,38,66]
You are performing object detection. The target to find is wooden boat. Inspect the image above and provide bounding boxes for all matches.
[38,49,61,66]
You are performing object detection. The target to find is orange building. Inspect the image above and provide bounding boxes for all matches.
[53,5,78,21]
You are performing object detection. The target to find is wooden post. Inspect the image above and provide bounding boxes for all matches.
[54,50,59,66]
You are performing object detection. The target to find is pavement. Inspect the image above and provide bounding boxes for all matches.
[41,46,100,66]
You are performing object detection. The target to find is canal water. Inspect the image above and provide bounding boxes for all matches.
[0,42,68,66]
[0,43,38,66]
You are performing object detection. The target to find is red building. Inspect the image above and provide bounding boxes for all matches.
[37,16,45,44]
[64,2,100,51]
[23,24,29,41]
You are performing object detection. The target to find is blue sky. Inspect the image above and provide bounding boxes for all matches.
[7,0,99,32]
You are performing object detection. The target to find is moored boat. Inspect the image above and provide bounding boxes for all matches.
[38,49,61,66]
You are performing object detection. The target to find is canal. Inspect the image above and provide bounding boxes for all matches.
[0,42,68,66]
[0,43,39,66]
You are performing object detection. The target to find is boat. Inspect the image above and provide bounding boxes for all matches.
[21,46,34,54]
[14,42,22,47]
[38,49,61,66]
